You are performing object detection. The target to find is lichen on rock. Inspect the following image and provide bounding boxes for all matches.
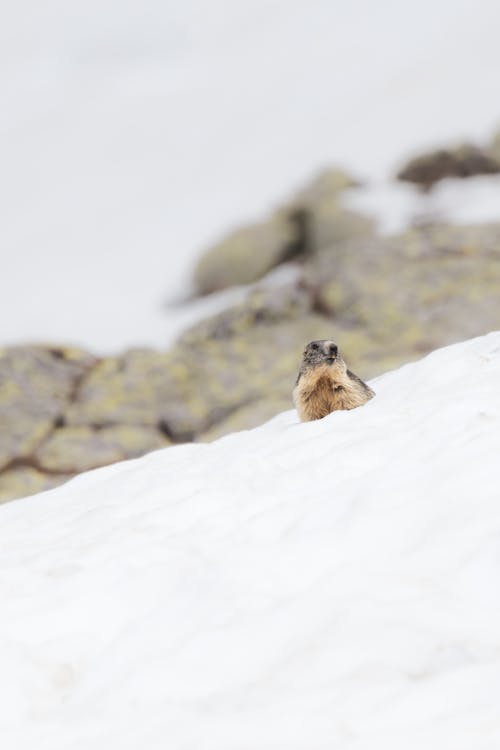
[0,346,96,471]
[305,223,500,366]
[2,163,500,504]
[0,466,71,504]
[34,425,169,474]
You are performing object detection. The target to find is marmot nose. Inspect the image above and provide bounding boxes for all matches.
[325,343,338,357]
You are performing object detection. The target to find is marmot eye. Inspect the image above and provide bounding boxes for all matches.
[310,343,319,351]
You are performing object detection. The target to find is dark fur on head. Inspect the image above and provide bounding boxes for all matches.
[296,339,345,382]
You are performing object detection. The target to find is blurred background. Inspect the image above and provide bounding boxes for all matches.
[2,0,500,500]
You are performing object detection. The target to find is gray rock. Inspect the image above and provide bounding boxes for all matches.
[199,396,294,442]
[0,346,96,471]
[0,466,71,504]
[193,215,300,295]
[303,223,500,372]
[192,168,373,295]
[34,424,169,473]
[281,168,374,253]
[397,143,500,190]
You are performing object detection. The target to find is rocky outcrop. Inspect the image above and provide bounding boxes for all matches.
[0,346,96,472]
[3,218,499,504]
[34,425,169,474]
[2,163,500,504]
[396,143,500,190]
[67,284,327,442]
[306,222,500,361]
[199,397,293,442]
[281,168,373,252]
[193,215,300,295]
[0,347,168,502]
[193,168,374,295]
[0,286,325,502]
[0,466,68,504]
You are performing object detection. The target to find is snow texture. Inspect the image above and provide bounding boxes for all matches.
[2,0,500,351]
[1,332,500,748]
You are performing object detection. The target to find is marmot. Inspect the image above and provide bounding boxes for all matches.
[293,339,375,421]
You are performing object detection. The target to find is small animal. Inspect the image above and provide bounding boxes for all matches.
[293,339,375,421]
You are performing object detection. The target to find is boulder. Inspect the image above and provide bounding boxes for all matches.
[192,168,373,295]
[199,397,294,442]
[180,283,312,343]
[193,215,300,295]
[4,193,500,506]
[0,346,96,471]
[280,168,374,253]
[67,283,327,441]
[0,466,70,504]
[34,425,169,474]
[65,348,212,442]
[397,143,500,191]
[304,223,500,368]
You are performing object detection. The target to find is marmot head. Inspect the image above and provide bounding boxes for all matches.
[301,339,347,374]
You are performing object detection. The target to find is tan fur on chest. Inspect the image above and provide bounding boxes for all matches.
[293,364,370,422]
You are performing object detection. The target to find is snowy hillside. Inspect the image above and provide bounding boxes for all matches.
[1,332,500,749]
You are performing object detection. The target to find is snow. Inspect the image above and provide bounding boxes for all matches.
[1,331,500,748]
[2,0,500,351]
[345,175,500,235]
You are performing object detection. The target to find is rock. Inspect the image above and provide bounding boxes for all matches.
[489,129,500,160]
[280,169,375,257]
[193,215,300,295]
[199,396,294,442]
[307,208,374,254]
[291,168,361,200]
[180,283,312,343]
[173,285,330,433]
[0,346,96,471]
[305,223,500,369]
[397,143,500,190]
[34,425,169,473]
[3,182,500,504]
[67,283,327,441]
[0,466,70,504]
[192,168,373,295]
[65,348,211,442]
[281,168,374,253]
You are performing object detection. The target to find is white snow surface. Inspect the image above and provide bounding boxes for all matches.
[2,0,500,351]
[2,332,500,748]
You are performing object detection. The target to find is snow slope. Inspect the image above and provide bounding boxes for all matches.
[2,0,500,350]
[1,332,500,748]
